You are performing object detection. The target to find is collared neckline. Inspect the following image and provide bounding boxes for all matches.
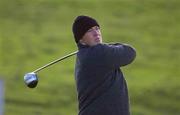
[77,42,90,50]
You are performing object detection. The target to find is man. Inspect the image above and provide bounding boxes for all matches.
[72,15,136,115]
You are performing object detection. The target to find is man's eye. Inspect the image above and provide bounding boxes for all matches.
[87,29,93,32]
[95,27,100,30]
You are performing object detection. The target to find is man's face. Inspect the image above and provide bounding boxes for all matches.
[80,26,102,46]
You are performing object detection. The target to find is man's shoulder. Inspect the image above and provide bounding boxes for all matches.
[89,43,109,51]
[78,43,107,53]
[77,44,108,63]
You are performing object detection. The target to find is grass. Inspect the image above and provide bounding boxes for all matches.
[0,0,180,114]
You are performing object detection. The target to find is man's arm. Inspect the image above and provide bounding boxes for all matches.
[87,43,136,69]
[85,43,136,69]
[104,43,136,68]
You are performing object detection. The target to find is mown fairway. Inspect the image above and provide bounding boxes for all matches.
[0,0,180,115]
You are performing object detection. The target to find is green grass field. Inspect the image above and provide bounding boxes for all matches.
[0,0,180,115]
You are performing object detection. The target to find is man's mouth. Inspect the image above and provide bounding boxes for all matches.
[95,37,100,42]
[93,34,101,42]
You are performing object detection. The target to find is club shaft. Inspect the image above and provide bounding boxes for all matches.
[32,51,78,73]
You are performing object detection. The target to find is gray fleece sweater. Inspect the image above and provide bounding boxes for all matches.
[75,43,136,115]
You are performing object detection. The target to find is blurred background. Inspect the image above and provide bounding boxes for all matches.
[0,0,180,115]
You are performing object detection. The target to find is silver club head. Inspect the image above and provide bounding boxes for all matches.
[24,72,38,88]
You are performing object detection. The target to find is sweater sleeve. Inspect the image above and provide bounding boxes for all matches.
[84,43,136,69]
[87,43,136,69]
[105,43,136,68]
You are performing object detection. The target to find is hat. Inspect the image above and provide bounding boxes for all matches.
[72,15,100,43]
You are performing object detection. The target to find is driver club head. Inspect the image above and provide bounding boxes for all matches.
[23,51,77,89]
[24,72,38,88]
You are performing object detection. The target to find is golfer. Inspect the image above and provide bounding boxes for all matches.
[72,15,136,115]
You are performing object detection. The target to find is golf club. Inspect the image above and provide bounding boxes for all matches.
[24,51,78,88]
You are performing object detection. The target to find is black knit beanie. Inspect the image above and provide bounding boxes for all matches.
[72,15,100,43]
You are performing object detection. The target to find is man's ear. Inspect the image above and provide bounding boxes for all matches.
[79,39,86,45]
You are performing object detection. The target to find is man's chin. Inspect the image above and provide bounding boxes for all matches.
[89,42,101,46]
